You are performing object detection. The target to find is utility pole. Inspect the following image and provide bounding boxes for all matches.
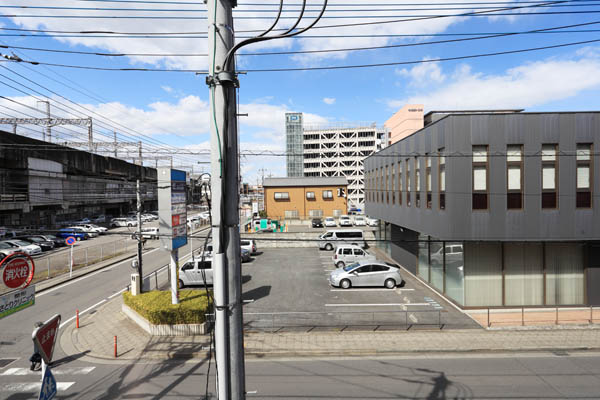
[136,179,143,291]
[207,0,245,399]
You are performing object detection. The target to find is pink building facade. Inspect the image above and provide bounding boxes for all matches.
[384,104,424,145]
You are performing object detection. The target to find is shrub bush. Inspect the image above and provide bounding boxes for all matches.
[123,289,212,325]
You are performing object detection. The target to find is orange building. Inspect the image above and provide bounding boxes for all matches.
[263,177,348,220]
[384,104,424,145]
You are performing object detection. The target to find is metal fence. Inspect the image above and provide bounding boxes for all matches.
[205,309,445,332]
[485,306,599,328]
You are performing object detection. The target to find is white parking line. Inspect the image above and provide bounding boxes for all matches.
[330,288,398,292]
[325,303,431,307]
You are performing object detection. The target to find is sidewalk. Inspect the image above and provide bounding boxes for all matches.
[60,294,600,365]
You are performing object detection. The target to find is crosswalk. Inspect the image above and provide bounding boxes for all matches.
[0,365,95,394]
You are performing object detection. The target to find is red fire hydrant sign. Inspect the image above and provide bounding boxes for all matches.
[32,314,61,364]
[1,252,35,289]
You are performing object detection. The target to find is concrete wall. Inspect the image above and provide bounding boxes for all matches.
[366,112,600,241]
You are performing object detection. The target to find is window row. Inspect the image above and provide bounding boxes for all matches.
[273,189,342,201]
[366,143,594,210]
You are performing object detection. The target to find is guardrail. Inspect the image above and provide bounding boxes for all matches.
[207,309,445,332]
[484,306,598,328]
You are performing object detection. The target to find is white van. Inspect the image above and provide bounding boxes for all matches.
[318,229,366,250]
[332,244,376,268]
[178,259,213,288]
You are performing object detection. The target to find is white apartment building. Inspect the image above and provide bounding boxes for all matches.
[303,124,386,209]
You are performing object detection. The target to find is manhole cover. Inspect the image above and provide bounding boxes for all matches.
[0,358,17,368]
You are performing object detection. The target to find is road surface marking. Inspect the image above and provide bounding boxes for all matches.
[108,288,127,299]
[3,382,74,392]
[330,288,398,292]
[325,303,431,307]
[60,298,107,328]
[1,367,95,376]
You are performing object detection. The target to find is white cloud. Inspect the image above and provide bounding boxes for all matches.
[323,97,336,105]
[396,60,445,87]
[161,86,173,93]
[388,51,600,110]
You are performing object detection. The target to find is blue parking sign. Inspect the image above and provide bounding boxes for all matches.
[39,365,57,400]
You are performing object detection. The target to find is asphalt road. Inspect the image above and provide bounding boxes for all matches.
[4,352,600,399]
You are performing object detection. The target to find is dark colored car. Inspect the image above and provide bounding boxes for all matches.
[14,236,55,251]
[56,228,89,241]
[311,218,323,228]
[36,234,67,248]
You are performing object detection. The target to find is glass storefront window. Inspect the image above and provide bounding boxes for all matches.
[444,241,464,306]
[430,240,444,291]
[417,234,429,282]
[464,243,502,306]
[504,243,543,306]
[546,243,584,305]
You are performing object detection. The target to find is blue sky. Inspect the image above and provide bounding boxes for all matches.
[1,1,600,183]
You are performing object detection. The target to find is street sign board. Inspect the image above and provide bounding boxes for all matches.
[32,314,61,364]
[1,252,35,289]
[0,284,35,319]
[65,236,76,246]
[39,364,57,400]
[158,168,188,251]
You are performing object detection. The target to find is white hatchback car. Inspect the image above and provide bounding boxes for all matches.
[324,217,337,227]
[332,244,376,268]
[353,216,366,226]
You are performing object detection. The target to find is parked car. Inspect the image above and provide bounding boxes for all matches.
[332,244,376,268]
[0,239,43,256]
[178,258,213,288]
[14,236,54,251]
[77,224,107,235]
[67,226,98,238]
[90,215,106,223]
[329,261,403,289]
[142,213,158,221]
[240,248,251,263]
[56,228,89,241]
[366,217,379,227]
[131,227,159,240]
[324,217,337,227]
[339,215,353,227]
[311,218,323,228]
[110,218,137,228]
[353,216,366,226]
[318,229,366,251]
[39,234,67,247]
[74,218,91,225]
[0,241,18,259]
[240,239,257,255]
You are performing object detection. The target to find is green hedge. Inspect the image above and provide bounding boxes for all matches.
[123,289,212,325]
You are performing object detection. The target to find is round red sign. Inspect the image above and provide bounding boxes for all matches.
[1,253,35,289]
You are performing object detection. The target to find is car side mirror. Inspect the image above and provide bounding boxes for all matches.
[352,271,358,276]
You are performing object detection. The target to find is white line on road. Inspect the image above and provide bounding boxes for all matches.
[1,367,95,376]
[38,247,161,297]
[330,288,401,292]
[60,298,107,328]
[325,303,431,307]
[108,288,127,299]
[3,382,74,392]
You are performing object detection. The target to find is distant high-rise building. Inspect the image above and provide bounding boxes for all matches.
[384,104,424,145]
[285,112,303,177]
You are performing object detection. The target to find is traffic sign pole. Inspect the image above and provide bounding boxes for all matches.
[65,236,76,278]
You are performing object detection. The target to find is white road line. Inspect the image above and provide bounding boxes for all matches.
[396,288,415,291]
[38,247,161,296]
[325,303,431,307]
[3,382,74,392]
[330,288,400,292]
[1,367,95,376]
[108,288,127,299]
[60,298,107,328]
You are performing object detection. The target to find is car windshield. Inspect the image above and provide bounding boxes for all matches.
[14,240,31,246]
[45,235,58,240]
[0,242,11,249]
[27,237,42,242]
[343,263,359,272]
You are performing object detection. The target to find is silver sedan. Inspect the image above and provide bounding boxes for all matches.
[329,260,403,289]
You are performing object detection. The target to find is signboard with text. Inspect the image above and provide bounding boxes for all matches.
[158,168,188,251]
[32,314,61,364]
[0,284,35,319]
[1,252,35,290]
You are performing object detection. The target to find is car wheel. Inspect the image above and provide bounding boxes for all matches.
[178,279,184,289]
[325,243,333,251]
[340,279,351,289]
[336,261,345,268]
[128,223,133,227]
[385,278,396,289]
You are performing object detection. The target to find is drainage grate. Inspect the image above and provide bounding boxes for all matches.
[0,358,17,368]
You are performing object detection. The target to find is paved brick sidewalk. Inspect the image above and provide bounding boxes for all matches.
[60,295,600,364]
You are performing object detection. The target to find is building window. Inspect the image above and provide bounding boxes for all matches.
[506,145,523,209]
[284,210,299,219]
[439,148,445,210]
[426,155,432,208]
[406,159,411,206]
[541,144,558,209]
[306,191,315,200]
[376,168,381,203]
[391,163,396,204]
[274,192,289,200]
[415,157,420,207]
[397,161,402,205]
[472,145,488,210]
[385,165,389,204]
[322,190,333,200]
[576,144,592,208]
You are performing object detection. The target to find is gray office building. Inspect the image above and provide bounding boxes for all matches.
[286,112,303,177]
[365,110,600,308]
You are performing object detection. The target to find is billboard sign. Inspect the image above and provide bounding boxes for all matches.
[0,284,35,319]
[1,253,35,289]
[158,168,188,251]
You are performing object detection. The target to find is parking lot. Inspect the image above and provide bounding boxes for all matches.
[240,247,480,331]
